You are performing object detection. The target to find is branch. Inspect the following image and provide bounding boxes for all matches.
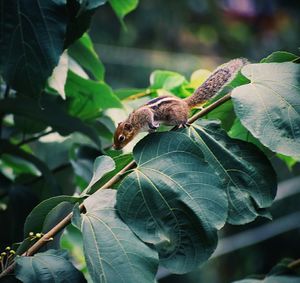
[188,93,231,124]
[0,92,232,278]
[17,130,54,147]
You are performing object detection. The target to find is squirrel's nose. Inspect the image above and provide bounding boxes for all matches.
[113,144,121,150]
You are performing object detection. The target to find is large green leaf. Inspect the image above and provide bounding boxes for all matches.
[228,118,279,166]
[24,195,82,236]
[17,197,77,254]
[70,159,93,187]
[229,118,265,148]
[261,51,299,63]
[148,70,191,98]
[204,100,236,131]
[41,201,75,249]
[229,117,298,170]
[117,132,227,273]
[68,33,104,81]
[0,0,67,95]
[179,120,277,225]
[17,201,76,254]
[82,155,115,194]
[257,53,300,167]
[150,70,187,92]
[90,153,133,192]
[65,0,107,47]
[72,189,158,283]
[0,95,101,146]
[232,62,300,156]
[15,249,86,283]
[109,0,138,21]
[65,71,122,120]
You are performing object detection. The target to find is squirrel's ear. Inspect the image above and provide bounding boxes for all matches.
[124,123,133,132]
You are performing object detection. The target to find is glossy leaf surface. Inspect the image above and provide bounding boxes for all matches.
[68,33,104,81]
[83,155,115,194]
[0,1,67,95]
[24,195,82,236]
[180,120,277,224]
[72,189,158,283]
[15,249,86,283]
[65,71,122,120]
[232,62,300,156]
[117,132,227,273]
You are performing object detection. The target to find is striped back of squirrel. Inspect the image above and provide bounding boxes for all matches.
[146,96,181,110]
[184,58,248,108]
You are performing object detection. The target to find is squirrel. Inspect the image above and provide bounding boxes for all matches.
[113,58,248,149]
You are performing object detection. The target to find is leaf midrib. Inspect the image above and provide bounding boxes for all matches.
[141,167,223,229]
[88,213,134,282]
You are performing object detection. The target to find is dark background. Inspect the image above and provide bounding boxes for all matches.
[90,0,300,88]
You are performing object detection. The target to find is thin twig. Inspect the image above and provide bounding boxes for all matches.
[0,93,232,278]
[288,258,300,270]
[17,130,54,147]
[188,93,231,124]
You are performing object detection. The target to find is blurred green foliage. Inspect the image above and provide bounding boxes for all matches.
[89,0,300,87]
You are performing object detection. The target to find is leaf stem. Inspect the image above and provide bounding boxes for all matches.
[0,92,232,278]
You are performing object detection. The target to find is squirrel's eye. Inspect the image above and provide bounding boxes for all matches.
[118,135,125,142]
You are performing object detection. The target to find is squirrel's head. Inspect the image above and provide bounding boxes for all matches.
[113,121,136,150]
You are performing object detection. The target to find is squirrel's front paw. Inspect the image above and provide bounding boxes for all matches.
[148,121,159,133]
[177,122,190,129]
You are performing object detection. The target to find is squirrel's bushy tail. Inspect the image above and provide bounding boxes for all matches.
[184,58,249,108]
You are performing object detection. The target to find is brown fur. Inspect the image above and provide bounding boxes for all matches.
[184,58,248,107]
[152,97,189,126]
[113,98,189,149]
